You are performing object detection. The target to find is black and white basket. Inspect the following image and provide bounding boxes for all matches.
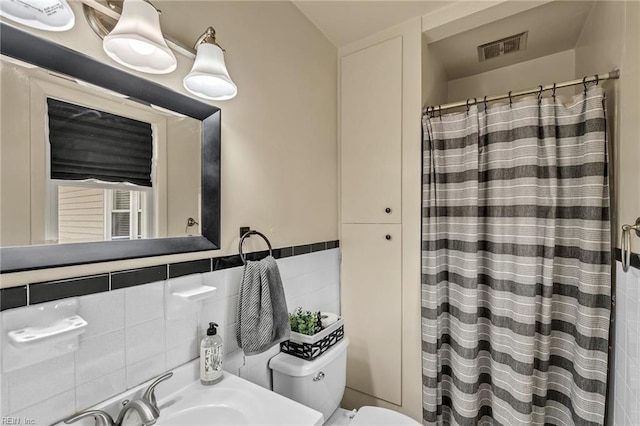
[281,317,344,361]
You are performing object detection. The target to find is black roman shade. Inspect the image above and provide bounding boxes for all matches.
[47,98,153,187]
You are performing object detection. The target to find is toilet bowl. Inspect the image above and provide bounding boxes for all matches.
[269,337,420,425]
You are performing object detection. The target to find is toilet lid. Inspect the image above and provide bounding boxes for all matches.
[351,406,421,426]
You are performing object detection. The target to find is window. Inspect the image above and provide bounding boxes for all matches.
[46,97,155,244]
[107,189,147,241]
[54,183,152,244]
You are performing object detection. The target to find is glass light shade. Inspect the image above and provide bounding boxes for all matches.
[103,0,176,74]
[0,0,75,31]
[183,43,237,101]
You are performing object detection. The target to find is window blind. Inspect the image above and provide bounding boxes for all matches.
[47,98,153,187]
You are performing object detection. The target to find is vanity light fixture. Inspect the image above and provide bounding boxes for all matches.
[81,0,237,98]
[183,27,237,101]
[102,0,177,74]
[0,0,75,31]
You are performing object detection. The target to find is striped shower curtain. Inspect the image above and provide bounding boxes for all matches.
[421,87,611,426]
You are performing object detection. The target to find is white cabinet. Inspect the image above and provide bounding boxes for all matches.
[340,35,404,406]
[340,37,402,224]
[341,224,402,405]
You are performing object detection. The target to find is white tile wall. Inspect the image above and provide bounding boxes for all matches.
[0,249,340,425]
[612,261,640,426]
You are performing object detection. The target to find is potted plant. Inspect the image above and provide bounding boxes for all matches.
[282,307,344,361]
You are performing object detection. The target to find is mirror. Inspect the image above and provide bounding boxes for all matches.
[0,23,221,272]
[2,59,203,245]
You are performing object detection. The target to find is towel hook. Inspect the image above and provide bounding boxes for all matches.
[239,230,273,265]
[185,217,199,234]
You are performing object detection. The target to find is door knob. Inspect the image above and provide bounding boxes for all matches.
[385,208,392,214]
[385,234,392,240]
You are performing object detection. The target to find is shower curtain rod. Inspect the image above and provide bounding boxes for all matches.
[423,69,620,116]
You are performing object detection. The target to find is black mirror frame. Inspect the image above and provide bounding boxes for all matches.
[0,23,221,273]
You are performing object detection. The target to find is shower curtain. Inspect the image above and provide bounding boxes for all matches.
[421,87,611,426]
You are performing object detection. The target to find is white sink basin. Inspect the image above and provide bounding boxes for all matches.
[156,373,323,426]
[54,361,323,426]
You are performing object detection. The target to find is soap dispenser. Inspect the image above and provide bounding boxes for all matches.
[200,322,223,385]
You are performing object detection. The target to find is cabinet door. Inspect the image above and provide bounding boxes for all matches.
[341,223,402,404]
[341,37,402,224]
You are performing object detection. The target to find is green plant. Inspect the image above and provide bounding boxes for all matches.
[289,307,322,336]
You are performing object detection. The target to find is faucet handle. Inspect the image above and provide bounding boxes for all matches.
[64,410,115,426]
[142,371,173,411]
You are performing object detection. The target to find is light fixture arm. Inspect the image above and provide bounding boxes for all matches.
[194,27,225,52]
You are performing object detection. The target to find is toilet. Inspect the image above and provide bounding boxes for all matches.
[269,337,420,425]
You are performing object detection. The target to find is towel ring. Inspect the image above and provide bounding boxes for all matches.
[238,230,273,265]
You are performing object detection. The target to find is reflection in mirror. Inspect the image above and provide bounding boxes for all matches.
[0,24,220,272]
[0,57,202,247]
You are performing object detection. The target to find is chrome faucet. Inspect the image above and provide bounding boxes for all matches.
[65,372,173,426]
[115,399,158,426]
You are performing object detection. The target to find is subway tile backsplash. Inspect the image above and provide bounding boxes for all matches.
[612,260,640,425]
[0,240,339,311]
[0,248,340,425]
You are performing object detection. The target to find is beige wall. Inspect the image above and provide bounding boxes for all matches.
[0,63,31,248]
[421,36,448,107]
[575,0,640,250]
[0,1,338,286]
[447,49,577,103]
[166,116,201,237]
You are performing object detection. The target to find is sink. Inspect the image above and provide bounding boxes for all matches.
[156,373,323,426]
[160,406,248,425]
[54,361,323,426]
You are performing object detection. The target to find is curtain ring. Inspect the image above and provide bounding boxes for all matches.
[438,105,442,120]
[552,83,557,99]
[595,74,599,86]
[509,91,513,107]
[583,76,588,95]
[466,99,470,113]
[537,85,543,104]
[483,95,488,110]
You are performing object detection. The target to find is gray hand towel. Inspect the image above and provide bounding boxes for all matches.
[236,255,290,355]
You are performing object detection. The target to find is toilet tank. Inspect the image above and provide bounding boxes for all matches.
[269,337,349,422]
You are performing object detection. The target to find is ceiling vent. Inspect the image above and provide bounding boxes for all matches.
[478,31,528,62]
